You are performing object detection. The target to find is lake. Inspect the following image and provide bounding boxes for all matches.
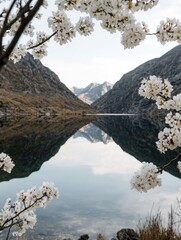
[0,115,181,239]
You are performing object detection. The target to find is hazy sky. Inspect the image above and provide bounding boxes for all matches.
[40,0,181,88]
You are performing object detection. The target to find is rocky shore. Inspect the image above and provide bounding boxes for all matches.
[60,229,139,240]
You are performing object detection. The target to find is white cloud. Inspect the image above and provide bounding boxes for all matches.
[46,137,142,175]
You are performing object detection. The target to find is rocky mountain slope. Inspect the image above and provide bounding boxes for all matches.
[92,45,181,114]
[71,82,113,104]
[0,53,92,116]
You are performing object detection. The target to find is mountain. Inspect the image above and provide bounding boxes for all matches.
[0,53,92,117]
[73,123,112,144]
[92,45,181,115]
[71,82,113,104]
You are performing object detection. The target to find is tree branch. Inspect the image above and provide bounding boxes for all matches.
[5,225,12,240]
[0,0,17,54]
[0,0,44,70]
[3,0,17,31]
[0,194,45,230]
[27,31,57,50]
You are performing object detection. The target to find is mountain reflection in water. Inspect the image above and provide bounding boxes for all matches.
[0,115,181,239]
[73,123,112,144]
[94,115,181,178]
[0,117,92,181]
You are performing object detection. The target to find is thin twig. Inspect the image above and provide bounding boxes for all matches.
[27,31,57,50]
[5,225,12,240]
[157,153,181,173]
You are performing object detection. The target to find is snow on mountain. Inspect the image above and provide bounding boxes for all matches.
[73,123,112,144]
[71,82,113,104]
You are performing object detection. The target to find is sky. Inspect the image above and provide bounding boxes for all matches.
[39,0,181,89]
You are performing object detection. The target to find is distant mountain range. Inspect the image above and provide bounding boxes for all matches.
[71,82,113,104]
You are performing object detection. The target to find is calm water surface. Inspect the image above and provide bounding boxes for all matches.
[0,116,181,239]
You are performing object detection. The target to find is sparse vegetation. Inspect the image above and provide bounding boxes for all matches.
[0,89,94,118]
[138,206,181,240]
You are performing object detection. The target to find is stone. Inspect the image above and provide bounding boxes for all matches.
[78,234,89,240]
[117,228,139,240]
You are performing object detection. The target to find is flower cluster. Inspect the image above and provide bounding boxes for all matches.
[156,127,181,153]
[156,111,181,153]
[0,182,59,237]
[139,76,181,153]
[130,162,161,193]
[30,32,49,59]
[76,16,94,36]
[132,76,181,193]
[139,75,173,101]
[156,18,181,45]
[9,44,27,63]
[165,112,181,128]
[2,0,181,62]
[48,10,76,45]
[0,152,14,173]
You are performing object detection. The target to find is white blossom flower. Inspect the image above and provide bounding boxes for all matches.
[130,162,161,193]
[131,0,159,12]
[24,23,35,37]
[8,18,21,36]
[48,10,76,45]
[139,75,162,99]
[9,44,27,63]
[165,112,181,128]
[160,79,173,98]
[157,18,181,45]
[159,93,181,110]
[177,161,181,173]
[42,0,48,8]
[55,0,77,10]
[76,0,92,12]
[76,16,94,36]
[12,210,37,237]
[0,152,14,173]
[31,44,48,59]
[155,96,168,109]
[156,127,181,153]
[172,94,181,111]
[116,11,136,32]
[139,76,173,105]
[121,22,148,49]
[100,15,118,33]
[35,13,43,19]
